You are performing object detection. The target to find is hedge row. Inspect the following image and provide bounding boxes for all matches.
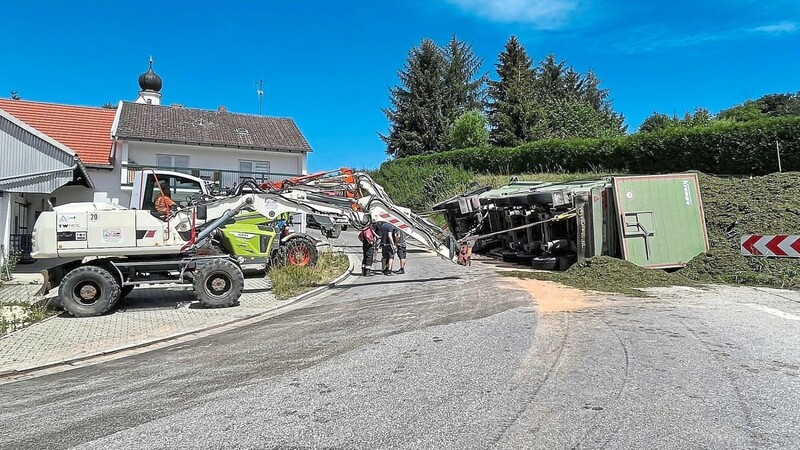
[380,117,800,175]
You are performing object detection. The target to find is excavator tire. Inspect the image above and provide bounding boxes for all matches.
[281,237,319,267]
[59,265,122,317]
[194,258,244,308]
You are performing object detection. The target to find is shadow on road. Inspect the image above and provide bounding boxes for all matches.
[337,275,461,288]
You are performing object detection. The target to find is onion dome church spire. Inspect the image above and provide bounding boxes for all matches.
[135,57,163,105]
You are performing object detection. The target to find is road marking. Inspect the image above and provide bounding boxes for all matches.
[743,303,800,321]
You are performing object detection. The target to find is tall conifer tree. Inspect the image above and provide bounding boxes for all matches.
[486,36,539,147]
[382,37,486,156]
[381,39,448,157]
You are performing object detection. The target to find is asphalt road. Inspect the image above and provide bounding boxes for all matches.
[1,233,799,449]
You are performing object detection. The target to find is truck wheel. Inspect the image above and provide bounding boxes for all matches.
[282,237,319,267]
[194,259,244,308]
[59,266,122,317]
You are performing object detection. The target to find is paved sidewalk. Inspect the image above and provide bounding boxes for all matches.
[0,275,287,374]
[0,237,360,377]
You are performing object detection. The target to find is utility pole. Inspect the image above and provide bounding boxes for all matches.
[777,141,782,173]
[255,80,264,115]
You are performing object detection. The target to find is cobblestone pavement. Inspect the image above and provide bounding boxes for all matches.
[0,272,297,374]
[0,282,42,304]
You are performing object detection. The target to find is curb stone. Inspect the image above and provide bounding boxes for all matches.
[0,253,357,381]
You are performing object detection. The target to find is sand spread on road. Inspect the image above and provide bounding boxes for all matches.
[505,277,591,313]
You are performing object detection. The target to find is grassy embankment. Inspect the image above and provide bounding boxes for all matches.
[268,251,350,300]
[371,162,800,296]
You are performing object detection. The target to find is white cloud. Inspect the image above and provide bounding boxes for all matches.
[444,0,579,29]
[752,22,797,34]
[608,20,798,54]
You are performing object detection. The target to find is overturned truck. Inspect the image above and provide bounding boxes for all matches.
[434,173,710,270]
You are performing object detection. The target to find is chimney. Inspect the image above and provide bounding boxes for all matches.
[218,105,227,113]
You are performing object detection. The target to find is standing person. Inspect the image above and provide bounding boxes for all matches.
[357,224,376,276]
[393,227,407,274]
[377,220,396,276]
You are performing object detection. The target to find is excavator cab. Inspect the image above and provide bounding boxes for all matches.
[132,170,207,212]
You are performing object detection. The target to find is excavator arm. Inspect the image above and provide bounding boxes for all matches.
[184,173,457,261]
[277,171,457,261]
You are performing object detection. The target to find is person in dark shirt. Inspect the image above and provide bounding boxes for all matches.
[357,224,377,276]
[377,221,396,276]
[393,227,407,274]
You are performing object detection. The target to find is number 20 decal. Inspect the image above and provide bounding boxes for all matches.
[89,213,98,221]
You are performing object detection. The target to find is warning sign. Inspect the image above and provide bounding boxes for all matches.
[102,228,123,243]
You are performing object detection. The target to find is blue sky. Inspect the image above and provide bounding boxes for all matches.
[1,1,798,172]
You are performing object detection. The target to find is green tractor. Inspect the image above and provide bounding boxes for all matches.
[210,211,319,268]
[131,169,319,269]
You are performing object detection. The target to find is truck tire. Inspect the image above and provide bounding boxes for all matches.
[59,265,122,317]
[281,237,319,267]
[194,259,244,308]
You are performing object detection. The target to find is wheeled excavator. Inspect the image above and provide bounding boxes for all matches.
[31,168,455,317]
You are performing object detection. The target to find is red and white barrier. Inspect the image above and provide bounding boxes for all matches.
[741,235,800,257]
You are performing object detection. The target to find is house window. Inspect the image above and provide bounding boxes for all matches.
[156,154,190,170]
[239,160,270,182]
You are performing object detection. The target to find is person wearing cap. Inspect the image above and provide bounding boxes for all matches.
[154,181,176,220]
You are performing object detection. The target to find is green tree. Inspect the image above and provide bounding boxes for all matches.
[486,36,539,147]
[381,39,448,157]
[442,35,486,123]
[449,110,489,150]
[638,108,714,133]
[683,107,713,127]
[382,36,487,157]
[530,55,626,140]
[639,112,679,132]
[719,92,800,121]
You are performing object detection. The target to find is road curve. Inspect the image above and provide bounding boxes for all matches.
[0,233,798,449]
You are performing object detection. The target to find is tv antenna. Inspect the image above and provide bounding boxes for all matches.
[255,80,264,115]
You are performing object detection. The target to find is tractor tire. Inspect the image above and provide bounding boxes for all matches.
[59,265,122,317]
[281,237,319,267]
[193,258,244,308]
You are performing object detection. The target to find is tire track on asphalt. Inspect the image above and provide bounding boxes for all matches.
[570,313,631,450]
[678,317,759,448]
[487,310,571,448]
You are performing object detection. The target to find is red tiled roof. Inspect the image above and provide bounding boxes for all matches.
[0,99,116,165]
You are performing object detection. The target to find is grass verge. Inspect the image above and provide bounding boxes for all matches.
[680,172,800,288]
[268,251,350,300]
[0,298,58,336]
[507,256,696,297]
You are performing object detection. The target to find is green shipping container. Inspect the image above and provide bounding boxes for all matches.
[612,174,709,268]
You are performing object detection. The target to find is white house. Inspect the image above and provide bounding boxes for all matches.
[0,59,312,261]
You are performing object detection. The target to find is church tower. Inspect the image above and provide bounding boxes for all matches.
[135,57,163,105]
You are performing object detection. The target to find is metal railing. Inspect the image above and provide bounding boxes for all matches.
[123,164,301,190]
[9,233,35,263]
